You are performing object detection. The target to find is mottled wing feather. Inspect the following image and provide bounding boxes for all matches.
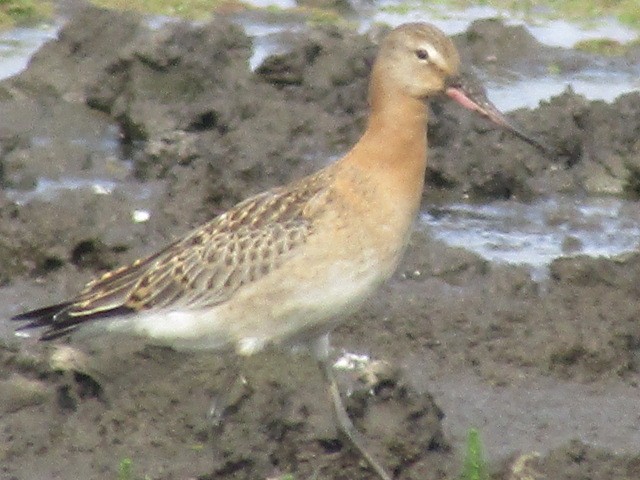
[121,219,310,312]
[13,171,332,339]
[69,246,172,315]
[13,246,177,338]
[66,191,313,316]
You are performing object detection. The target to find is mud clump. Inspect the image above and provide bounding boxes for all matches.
[498,440,640,480]
[0,339,450,480]
[208,353,450,480]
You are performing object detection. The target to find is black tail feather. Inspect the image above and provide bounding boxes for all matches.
[12,302,73,323]
[12,303,135,341]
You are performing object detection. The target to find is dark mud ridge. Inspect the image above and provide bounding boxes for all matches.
[1,5,640,480]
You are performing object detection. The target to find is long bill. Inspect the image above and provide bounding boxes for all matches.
[445,74,550,155]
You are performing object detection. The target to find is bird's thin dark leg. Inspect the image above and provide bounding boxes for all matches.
[313,335,393,480]
[206,353,250,426]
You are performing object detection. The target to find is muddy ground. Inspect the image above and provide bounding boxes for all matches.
[1,3,640,480]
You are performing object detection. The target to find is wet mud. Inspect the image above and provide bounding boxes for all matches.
[1,4,640,480]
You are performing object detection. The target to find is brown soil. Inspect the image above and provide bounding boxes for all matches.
[1,4,639,480]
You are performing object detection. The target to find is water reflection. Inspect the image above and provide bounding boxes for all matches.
[0,25,58,80]
[421,197,640,267]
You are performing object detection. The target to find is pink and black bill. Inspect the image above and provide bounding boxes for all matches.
[445,74,549,154]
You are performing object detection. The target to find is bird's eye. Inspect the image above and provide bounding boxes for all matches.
[415,48,429,60]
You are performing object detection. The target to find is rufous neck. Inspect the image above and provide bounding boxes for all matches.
[349,73,428,178]
[331,64,430,228]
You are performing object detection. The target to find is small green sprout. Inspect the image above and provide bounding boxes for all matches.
[460,428,489,480]
[118,458,133,480]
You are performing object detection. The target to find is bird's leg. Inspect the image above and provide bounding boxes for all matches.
[313,335,393,480]
[206,353,251,427]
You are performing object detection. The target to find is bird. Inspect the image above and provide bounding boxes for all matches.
[11,22,540,480]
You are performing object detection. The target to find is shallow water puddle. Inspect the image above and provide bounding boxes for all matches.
[5,177,162,230]
[372,2,638,45]
[421,197,640,269]
[489,73,640,111]
[0,24,58,80]
[5,177,119,204]
[241,18,307,70]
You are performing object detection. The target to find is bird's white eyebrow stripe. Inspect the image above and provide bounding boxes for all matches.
[423,43,447,70]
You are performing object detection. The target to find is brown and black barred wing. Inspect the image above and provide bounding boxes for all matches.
[12,245,174,340]
[12,174,331,341]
